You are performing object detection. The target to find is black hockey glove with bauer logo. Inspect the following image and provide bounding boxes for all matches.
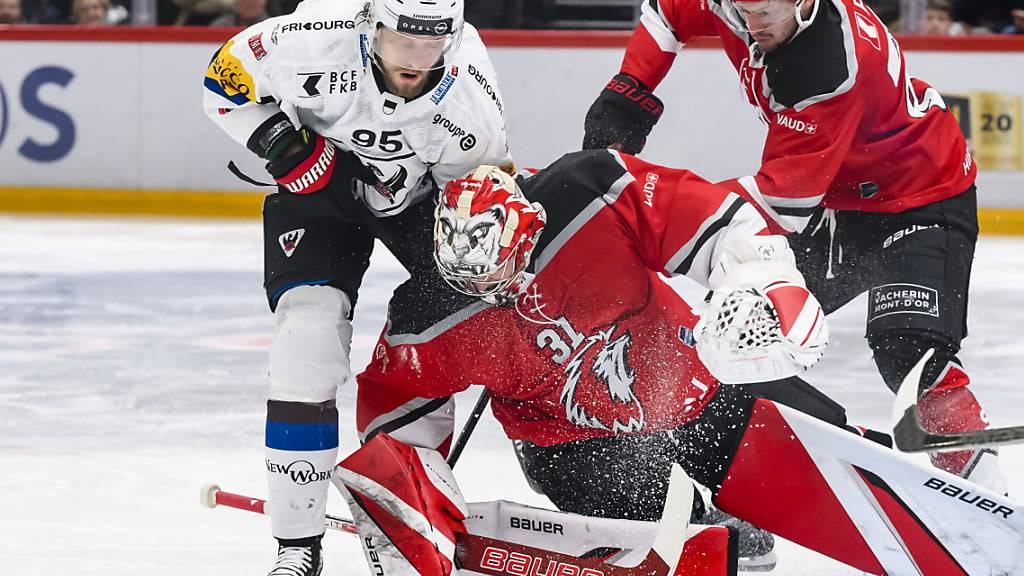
[583,73,665,155]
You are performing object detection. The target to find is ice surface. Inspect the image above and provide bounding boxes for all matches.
[0,215,1021,575]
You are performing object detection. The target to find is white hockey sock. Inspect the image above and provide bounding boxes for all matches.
[265,399,339,540]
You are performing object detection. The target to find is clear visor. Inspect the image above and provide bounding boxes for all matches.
[724,0,799,34]
[372,25,463,72]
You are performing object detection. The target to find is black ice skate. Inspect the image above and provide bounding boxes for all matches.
[702,504,776,572]
[268,535,323,576]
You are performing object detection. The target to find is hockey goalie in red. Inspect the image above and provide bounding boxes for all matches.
[338,154,1024,576]
[583,0,1003,494]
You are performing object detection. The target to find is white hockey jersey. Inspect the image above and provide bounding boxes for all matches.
[203,0,513,216]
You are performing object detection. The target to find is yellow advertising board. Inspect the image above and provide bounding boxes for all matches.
[945,91,1023,172]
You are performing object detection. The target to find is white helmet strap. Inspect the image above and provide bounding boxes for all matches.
[792,0,820,40]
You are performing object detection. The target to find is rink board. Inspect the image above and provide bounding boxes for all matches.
[0,28,1022,226]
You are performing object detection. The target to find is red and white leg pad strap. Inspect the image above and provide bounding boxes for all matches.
[334,432,468,576]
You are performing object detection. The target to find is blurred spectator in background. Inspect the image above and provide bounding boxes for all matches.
[866,0,901,24]
[20,0,63,22]
[465,0,520,28]
[1004,0,1024,33]
[208,0,265,26]
[71,0,112,23]
[953,0,1013,32]
[0,0,24,23]
[169,0,232,25]
[924,0,967,34]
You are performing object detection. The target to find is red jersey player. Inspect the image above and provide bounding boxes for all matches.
[340,156,1023,576]
[582,0,1002,492]
[358,152,830,570]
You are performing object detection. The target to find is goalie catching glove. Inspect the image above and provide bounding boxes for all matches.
[695,236,828,384]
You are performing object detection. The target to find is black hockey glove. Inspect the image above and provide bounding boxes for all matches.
[265,126,376,195]
[582,73,665,155]
[263,126,391,223]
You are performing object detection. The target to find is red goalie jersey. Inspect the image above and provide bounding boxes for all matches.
[358,150,769,447]
[623,0,974,233]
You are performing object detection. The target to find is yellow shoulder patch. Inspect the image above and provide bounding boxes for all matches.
[205,39,257,104]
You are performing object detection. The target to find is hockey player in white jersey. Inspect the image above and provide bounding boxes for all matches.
[202,1,512,574]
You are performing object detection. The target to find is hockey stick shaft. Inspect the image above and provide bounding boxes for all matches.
[201,484,358,534]
[447,388,492,468]
[891,349,1024,452]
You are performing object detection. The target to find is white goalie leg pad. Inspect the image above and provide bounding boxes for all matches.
[717,399,1024,575]
[463,500,736,574]
[269,285,353,402]
[698,236,827,384]
[334,432,468,576]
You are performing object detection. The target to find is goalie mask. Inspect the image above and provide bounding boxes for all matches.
[719,0,818,36]
[434,166,546,305]
[368,0,465,71]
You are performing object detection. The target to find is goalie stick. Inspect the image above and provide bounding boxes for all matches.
[446,389,491,467]
[201,464,696,576]
[892,349,1024,452]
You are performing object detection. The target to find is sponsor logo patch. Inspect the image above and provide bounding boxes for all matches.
[430,66,458,104]
[396,15,454,36]
[509,517,564,535]
[882,224,938,248]
[868,283,939,322]
[924,477,1014,519]
[279,19,355,33]
[359,34,369,68]
[432,112,476,150]
[206,39,257,104]
[247,33,267,60]
[266,458,332,485]
[642,172,659,207]
[775,114,818,134]
[479,546,604,576]
[468,64,503,114]
[297,70,359,97]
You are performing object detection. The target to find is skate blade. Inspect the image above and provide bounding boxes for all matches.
[738,550,777,572]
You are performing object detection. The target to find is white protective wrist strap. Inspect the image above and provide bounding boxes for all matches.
[708,235,804,292]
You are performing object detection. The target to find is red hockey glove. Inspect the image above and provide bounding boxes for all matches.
[583,73,665,155]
